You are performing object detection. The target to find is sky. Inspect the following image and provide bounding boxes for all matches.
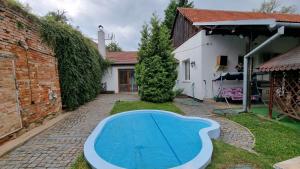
[19,0,300,51]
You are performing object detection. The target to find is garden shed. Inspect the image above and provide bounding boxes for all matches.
[259,45,300,120]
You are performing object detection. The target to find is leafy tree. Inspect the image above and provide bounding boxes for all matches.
[254,0,297,14]
[163,0,193,32]
[45,10,69,23]
[106,42,122,52]
[136,15,178,103]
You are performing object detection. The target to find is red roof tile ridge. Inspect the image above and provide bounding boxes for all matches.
[178,7,300,17]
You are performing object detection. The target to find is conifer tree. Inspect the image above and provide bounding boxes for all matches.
[163,0,193,33]
[136,15,177,103]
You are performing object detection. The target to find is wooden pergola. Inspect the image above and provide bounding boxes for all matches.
[260,46,300,120]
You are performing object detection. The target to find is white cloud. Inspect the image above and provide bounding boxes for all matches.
[18,0,300,50]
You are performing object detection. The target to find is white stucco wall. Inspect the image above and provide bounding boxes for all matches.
[174,30,247,100]
[174,31,204,100]
[174,30,300,101]
[102,65,135,93]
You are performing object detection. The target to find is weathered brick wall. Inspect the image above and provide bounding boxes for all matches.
[0,4,62,139]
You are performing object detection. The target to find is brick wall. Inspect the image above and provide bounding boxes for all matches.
[0,4,62,139]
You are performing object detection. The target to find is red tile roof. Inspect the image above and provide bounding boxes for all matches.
[259,45,300,72]
[106,51,138,64]
[178,8,300,23]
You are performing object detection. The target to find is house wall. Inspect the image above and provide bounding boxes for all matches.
[252,36,300,69]
[0,4,61,140]
[172,13,200,48]
[174,29,300,101]
[174,30,247,100]
[102,65,135,93]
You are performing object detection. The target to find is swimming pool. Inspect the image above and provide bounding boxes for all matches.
[84,110,220,169]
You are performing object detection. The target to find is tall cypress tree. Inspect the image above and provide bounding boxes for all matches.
[136,15,177,103]
[163,0,193,33]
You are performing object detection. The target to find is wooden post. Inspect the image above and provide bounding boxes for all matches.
[269,72,274,119]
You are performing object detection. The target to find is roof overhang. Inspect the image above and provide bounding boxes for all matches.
[193,19,277,27]
[192,19,300,37]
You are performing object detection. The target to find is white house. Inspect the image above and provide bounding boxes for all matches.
[98,27,138,93]
[172,8,300,102]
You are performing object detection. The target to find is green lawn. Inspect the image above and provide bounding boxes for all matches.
[110,100,184,115]
[228,113,300,165]
[251,106,300,130]
[71,101,300,169]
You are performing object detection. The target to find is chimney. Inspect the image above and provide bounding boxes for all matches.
[98,25,106,58]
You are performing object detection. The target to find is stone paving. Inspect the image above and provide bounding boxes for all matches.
[0,94,138,169]
[174,98,255,152]
[0,94,255,169]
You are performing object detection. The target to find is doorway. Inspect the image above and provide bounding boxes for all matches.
[118,69,138,92]
[0,57,22,139]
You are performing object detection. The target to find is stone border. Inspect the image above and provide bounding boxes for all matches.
[225,117,256,150]
[0,112,70,157]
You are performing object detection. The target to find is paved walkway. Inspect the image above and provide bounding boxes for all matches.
[174,98,255,152]
[0,94,255,169]
[0,94,138,169]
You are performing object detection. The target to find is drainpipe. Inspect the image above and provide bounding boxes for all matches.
[242,26,285,112]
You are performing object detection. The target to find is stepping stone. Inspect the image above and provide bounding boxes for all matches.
[229,164,253,169]
[274,156,300,169]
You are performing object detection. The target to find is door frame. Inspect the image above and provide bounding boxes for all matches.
[0,53,22,139]
[118,68,136,93]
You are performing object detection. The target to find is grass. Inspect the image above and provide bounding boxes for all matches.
[207,140,271,169]
[228,113,300,164]
[70,154,89,169]
[71,101,300,169]
[110,100,184,115]
[251,106,300,130]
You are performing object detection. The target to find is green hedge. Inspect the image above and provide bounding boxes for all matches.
[40,19,108,109]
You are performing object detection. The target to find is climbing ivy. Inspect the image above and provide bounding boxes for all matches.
[40,19,109,109]
[2,0,109,109]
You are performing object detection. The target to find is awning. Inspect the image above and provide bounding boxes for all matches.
[259,45,300,72]
[213,72,243,81]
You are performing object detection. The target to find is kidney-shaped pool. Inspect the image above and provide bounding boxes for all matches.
[84,110,220,169]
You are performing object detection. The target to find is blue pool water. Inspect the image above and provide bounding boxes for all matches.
[93,110,211,169]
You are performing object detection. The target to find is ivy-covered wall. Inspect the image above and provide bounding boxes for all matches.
[40,20,108,109]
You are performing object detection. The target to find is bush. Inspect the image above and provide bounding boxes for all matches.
[135,15,177,103]
[40,19,108,109]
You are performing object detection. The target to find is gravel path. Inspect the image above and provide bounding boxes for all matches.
[174,98,255,152]
[0,94,138,169]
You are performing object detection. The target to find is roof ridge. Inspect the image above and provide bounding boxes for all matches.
[177,7,300,17]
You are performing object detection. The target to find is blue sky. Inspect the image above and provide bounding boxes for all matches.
[19,0,300,50]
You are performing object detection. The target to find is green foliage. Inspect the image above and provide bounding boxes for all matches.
[136,14,177,103]
[106,42,122,52]
[70,153,90,169]
[163,0,193,33]
[174,88,184,97]
[2,0,39,22]
[40,19,109,109]
[45,10,69,23]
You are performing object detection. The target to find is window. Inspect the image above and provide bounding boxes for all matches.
[183,59,190,80]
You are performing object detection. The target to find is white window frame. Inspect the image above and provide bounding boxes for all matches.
[183,59,190,81]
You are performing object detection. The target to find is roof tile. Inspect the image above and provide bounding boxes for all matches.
[259,45,300,72]
[178,8,300,23]
[106,51,138,64]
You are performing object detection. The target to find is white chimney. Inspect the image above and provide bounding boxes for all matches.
[98,25,106,58]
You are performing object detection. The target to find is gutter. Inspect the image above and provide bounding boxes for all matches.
[242,26,284,112]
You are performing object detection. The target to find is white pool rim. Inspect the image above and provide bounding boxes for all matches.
[84,109,221,169]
